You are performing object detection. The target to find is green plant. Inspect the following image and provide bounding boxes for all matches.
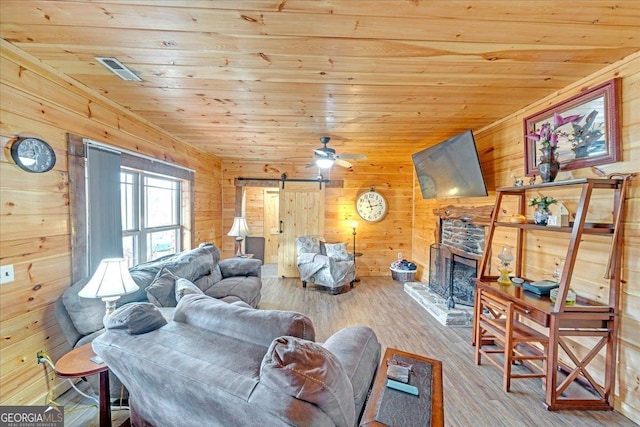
[528,195,557,211]
[569,110,603,149]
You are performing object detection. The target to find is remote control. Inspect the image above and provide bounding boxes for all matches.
[90,355,104,365]
[386,379,419,396]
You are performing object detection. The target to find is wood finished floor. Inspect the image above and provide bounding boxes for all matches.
[58,272,636,427]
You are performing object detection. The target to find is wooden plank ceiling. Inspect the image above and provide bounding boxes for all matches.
[1,0,639,165]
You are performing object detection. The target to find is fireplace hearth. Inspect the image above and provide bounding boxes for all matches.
[405,205,492,327]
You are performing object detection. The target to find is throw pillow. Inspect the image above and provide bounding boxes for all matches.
[146,268,178,307]
[104,302,167,335]
[174,277,203,302]
[261,336,355,427]
[325,242,350,261]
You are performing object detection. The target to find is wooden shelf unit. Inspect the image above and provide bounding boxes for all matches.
[474,176,633,411]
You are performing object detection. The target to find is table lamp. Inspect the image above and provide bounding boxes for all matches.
[78,258,139,316]
[227,216,250,257]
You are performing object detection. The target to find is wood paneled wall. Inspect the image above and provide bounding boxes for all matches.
[413,52,640,422]
[0,41,222,405]
[1,32,638,422]
[221,161,414,276]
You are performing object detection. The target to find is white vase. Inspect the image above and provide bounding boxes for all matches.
[533,208,550,226]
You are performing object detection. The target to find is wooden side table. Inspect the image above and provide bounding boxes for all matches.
[56,343,112,427]
[360,347,444,427]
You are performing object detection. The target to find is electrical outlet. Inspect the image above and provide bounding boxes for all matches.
[397,252,403,260]
[0,265,14,284]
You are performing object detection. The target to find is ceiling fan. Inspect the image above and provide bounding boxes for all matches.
[309,136,367,169]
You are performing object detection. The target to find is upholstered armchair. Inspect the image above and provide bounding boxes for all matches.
[296,235,356,295]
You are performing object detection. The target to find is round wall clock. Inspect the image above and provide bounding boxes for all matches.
[356,189,388,222]
[10,137,56,173]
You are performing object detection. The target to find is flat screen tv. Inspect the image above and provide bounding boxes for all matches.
[412,130,488,200]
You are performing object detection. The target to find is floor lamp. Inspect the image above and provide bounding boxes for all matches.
[351,221,361,283]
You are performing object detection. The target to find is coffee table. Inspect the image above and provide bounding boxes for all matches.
[360,347,444,427]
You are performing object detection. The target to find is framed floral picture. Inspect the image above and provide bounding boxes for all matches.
[523,79,620,176]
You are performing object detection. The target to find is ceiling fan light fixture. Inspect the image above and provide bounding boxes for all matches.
[316,158,334,168]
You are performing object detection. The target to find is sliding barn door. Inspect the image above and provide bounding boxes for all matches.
[278,183,325,277]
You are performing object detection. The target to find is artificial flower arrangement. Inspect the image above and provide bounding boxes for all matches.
[569,110,603,154]
[528,195,557,212]
[526,112,582,149]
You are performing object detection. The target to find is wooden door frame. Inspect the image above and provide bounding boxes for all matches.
[231,177,343,264]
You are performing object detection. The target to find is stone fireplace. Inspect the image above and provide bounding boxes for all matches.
[429,219,485,307]
[405,205,493,327]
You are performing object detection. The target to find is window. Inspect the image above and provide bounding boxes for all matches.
[121,171,182,267]
[68,134,194,282]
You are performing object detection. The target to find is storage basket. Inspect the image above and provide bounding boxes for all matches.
[390,267,416,283]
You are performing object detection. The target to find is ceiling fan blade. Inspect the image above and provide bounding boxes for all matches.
[338,153,367,160]
[314,149,330,157]
[335,158,353,168]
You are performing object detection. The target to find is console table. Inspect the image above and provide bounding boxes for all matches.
[360,348,444,427]
[473,176,633,410]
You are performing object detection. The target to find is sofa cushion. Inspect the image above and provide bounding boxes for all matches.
[325,242,350,261]
[322,326,381,416]
[61,270,155,339]
[204,276,262,308]
[162,245,216,283]
[104,303,167,335]
[193,265,223,294]
[62,278,105,335]
[174,294,314,346]
[261,336,355,427]
[131,244,219,284]
[219,258,262,278]
[175,277,203,302]
[146,268,178,307]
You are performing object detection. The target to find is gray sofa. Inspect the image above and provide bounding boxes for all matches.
[54,243,262,398]
[93,294,381,427]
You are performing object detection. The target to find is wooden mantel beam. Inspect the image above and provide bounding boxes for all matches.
[433,205,493,225]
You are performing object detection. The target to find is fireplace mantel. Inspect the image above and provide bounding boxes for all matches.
[433,204,493,225]
[433,204,493,245]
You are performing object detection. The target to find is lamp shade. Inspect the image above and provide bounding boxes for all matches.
[316,158,334,169]
[227,217,250,238]
[79,258,139,299]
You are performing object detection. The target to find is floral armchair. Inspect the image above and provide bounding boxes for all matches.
[295,235,356,295]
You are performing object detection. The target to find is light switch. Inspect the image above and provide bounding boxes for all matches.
[0,265,15,284]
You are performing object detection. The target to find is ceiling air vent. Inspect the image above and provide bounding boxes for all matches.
[95,57,142,82]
